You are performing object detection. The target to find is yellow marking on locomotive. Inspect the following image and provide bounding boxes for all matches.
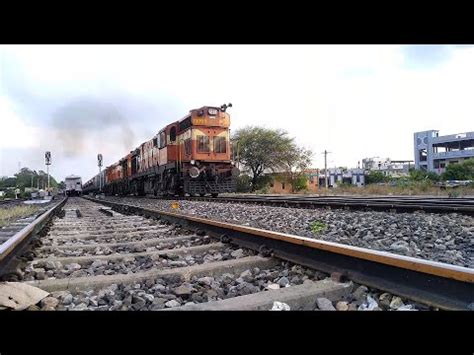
[171,202,180,210]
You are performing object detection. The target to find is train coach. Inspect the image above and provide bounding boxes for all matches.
[82,171,105,195]
[83,104,239,197]
[65,175,83,196]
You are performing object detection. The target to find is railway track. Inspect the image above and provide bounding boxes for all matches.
[0,196,472,310]
[0,198,27,207]
[150,194,474,215]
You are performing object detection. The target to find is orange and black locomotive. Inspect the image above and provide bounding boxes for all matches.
[83,104,239,197]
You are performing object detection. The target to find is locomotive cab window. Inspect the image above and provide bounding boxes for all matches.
[179,116,192,130]
[153,137,158,147]
[170,127,177,142]
[197,135,210,153]
[214,136,226,153]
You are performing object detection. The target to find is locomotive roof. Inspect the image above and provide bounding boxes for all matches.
[178,105,221,123]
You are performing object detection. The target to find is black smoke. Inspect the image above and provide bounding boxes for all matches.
[52,98,135,157]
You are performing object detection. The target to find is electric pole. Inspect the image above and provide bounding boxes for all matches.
[45,151,51,196]
[322,150,331,190]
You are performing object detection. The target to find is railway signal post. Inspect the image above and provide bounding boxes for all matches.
[98,154,103,193]
[45,151,51,196]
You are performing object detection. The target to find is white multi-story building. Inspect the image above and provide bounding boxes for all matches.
[362,157,413,177]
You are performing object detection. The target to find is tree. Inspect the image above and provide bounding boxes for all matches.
[279,145,313,192]
[232,126,294,191]
[441,158,474,180]
[11,167,59,191]
[0,177,17,189]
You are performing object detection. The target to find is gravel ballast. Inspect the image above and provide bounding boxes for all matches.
[102,197,474,268]
[31,260,424,311]
[22,245,256,281]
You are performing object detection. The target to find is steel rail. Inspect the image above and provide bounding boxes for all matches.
[0,197,67,278]
[84,196,474,310]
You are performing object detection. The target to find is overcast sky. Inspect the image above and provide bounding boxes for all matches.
[1,45,474,182]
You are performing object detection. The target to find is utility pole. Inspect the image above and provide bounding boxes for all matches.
[98,154,103,193]
[45,151,51,196]
[322,150,331,190]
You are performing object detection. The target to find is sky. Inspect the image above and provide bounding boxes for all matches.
[1,45,474,182]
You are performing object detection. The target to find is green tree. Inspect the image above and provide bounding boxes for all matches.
[279,145,313,192]
[11,167,59,191]
[441,158,474,180]
[232,126,294,191]
[0,177,17,189]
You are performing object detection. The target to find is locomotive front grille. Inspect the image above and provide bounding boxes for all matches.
[185,179,236,194]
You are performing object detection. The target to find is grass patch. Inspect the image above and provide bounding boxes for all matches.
[310,220,327,234]
[0,205,39,228]
[316,184,474,197]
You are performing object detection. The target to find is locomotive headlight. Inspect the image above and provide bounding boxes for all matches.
[189,166,200,178]
[231,167,240,177]
[190,160,195,165]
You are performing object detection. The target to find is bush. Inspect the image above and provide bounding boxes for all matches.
[448,189,460,198]
[441,158,474,181]
[366,171,387,184]
[409,169,439,182]
[293,175,308,192]
[255,186,269,194]
[4,189,16,199]
[253,175,273,191]
[236,175,252,193]
[417,180,432,192]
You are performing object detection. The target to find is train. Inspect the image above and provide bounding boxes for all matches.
[65,175,83,196]
[83,104,240,197]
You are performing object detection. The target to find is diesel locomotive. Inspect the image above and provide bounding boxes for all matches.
[83,104,239,197]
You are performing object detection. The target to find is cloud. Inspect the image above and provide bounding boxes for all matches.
[1,45,474,181]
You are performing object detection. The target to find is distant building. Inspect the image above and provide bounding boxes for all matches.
[267,169,319,193]
[318,168,365,187]
[414,130,474,174]
[265,167,366,192]
[362,157,413,177]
